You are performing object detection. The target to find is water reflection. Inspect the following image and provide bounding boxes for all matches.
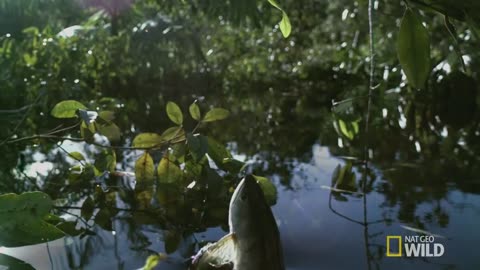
[3,142,480,269]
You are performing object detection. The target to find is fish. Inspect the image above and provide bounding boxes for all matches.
[190,175,285,270]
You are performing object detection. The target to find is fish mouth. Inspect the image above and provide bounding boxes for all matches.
[229,175,256,205]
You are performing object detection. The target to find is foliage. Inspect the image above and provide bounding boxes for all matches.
[0,0,479,268]
[397,8,431,89]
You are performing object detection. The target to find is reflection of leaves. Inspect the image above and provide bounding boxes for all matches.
[166,101,183,125]
[330,163,358,202]
[0,192,65,247]
[142,253,167,270]
[164,230,181,254]
[0,253,35,270]
[335,162,356,191]
[50,100,87,118]
[135,152,155,184]
[397,8,431,89]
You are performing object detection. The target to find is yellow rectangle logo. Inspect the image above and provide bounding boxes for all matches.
[386,236,402,257]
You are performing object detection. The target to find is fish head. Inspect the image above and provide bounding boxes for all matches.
[228,175,268,235]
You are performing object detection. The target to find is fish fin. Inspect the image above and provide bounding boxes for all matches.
[192,233,236,270]
[208,261,234,270]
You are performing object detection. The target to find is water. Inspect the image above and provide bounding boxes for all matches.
[3,143,480,270]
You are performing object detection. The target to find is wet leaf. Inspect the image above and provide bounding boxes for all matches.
[397,8,431,89]
[132,133,163,148]
[203,108,230,122]
[157,158,183,183]
[0,254,35,270]
[267,0,292,38]
[0,192,65,247]
[81,197,95,220]
[253,175,278,205]
[189,102,201,120]
[51,100,87,118]
[187,134,208,162]
[135,152,155,184]
[166,101,183,125]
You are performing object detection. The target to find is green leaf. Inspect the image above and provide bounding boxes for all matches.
[98,110,115,122]
[203,108,230,122]
[135,152,155,184]
[142,254,167,270]
[0,192,65,247]
[207,137,232,164]
[23,53,37,66]
[166,101,183,125]
[267,0,292,38]
[397,8,431,89]
[160,126,185,142]
[189,102,201,120]
[68,151,85,161]
[205,167,224,199]
[338,119,354,140]
[81,197,95,221]
[94,149,116,173]
[0,254,35,270]
[94,208,112,231]
[132,133,163,148]
[207,137,245,173]
[157,158,183,183]
[51,100,87,118]
[80,121,95,143]
[253,175,278,205]
[97,122,121,142]
[187,134,208,162]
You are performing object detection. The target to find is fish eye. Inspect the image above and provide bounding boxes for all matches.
[241,192,247,201]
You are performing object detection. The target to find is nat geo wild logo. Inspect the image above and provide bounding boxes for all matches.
[386,234,445,258]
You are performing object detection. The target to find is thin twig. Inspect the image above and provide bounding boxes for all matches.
[0,93,43,146]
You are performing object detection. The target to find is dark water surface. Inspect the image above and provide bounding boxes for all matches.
[3,140,480,270]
